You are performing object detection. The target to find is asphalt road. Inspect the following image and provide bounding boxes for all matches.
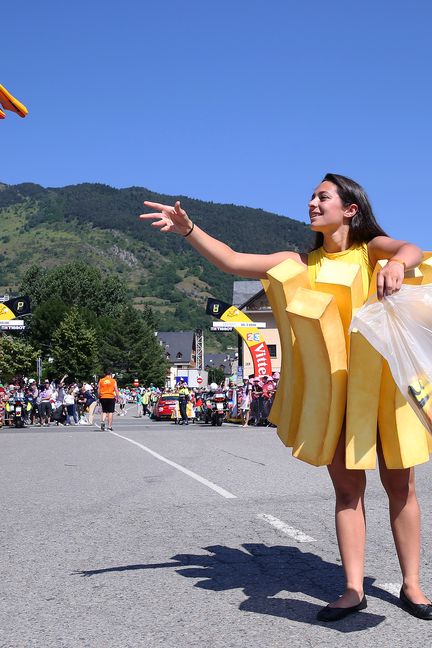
[1,409,432,648]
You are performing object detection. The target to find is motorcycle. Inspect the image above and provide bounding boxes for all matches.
[5,396,25,428]
[14,397,24,427]
[205,392,228,426]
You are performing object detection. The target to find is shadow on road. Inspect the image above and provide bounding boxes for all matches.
[73,543,395,631]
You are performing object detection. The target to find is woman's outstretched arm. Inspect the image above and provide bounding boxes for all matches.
[140,200,307,279]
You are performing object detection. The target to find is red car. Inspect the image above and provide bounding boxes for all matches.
[153,393,179,420]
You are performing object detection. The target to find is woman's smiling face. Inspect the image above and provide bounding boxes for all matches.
[308,180,357,233]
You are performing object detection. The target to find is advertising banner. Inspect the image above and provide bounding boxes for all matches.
[0,295,31,331]
[0,295,31,320]
[206,298,272,378]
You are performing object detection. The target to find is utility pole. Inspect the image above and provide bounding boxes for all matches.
[36,357,42,384]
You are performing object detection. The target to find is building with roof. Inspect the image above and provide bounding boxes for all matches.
[156,330,208,388]
[232,281,263,307]
[156,331,196,368]
[204,352,238,378]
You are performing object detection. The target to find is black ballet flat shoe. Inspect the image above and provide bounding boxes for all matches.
[316,595,367,622]
[399,587,432,620]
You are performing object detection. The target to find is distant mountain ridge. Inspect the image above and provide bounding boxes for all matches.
[0,181,314,333]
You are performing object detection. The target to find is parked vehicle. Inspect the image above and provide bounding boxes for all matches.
[5,396,25,428]
[153,393,179,421]
[205,391,228,426]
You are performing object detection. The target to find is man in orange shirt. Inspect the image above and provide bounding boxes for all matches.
[97,369,119,431]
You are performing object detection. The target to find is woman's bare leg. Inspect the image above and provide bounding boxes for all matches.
[326,431,367,607]
[378,445,430,604]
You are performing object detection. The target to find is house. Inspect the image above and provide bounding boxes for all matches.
[156,330,212,388]
[156,331,196,369]
[232,281,263,308]
[204,352,237,378]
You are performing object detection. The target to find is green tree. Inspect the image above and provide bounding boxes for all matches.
[19,265,45,306]
[26,298,69,351]
[20,261,127,315]
[51,308,99,380]
[97,306,167,386]
[208,367,225,386]
[0,335,39,383]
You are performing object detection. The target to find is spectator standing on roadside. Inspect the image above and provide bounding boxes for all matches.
[118,389,127,416]
[26,379,39,425]
[240,378,252,428]
[142,389,150,416]
[77,387,88,423]
[262,375,275,424]
[251,378,264,426]
[136,389,143,417]
[64,386,78,425]
[52,376,67,426]
[98,369,119,431]
[194,390,203,420]
[82,383,96,424]
[39,379,53,426]
[24,384,36,425]
[149,389,158,417]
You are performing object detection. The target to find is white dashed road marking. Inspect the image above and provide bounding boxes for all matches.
[108,429,237,499]
[257,513,316,542]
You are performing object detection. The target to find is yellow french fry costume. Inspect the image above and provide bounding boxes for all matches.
[265,242,432,470]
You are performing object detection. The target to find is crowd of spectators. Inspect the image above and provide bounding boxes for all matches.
[235,373,280,426]
[142,373,280,426]
[0,373,280,427]
[0,378,164,427]
[0,377,98,426]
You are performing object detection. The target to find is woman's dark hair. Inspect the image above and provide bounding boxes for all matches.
[311,173,388,250]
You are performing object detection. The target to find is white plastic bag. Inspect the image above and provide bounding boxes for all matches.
[349,285,432,434]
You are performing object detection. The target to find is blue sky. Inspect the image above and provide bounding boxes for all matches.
[2,0,431,249]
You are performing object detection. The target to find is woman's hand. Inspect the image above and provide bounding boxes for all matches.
[376,261,405,300]
[369,237,422,300]
[140,200,192,236]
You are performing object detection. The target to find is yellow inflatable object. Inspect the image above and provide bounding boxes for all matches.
[0,82,28,119]
[265,259,309,444]
[171,400,194,421]
[314,260,364,355]
[286,288,347,465]
[265,251,432,469]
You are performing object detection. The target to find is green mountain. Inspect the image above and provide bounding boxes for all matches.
[0,181,314,343]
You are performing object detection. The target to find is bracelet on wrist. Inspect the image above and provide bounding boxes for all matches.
[183,222,195,238]
[388,257,406,270]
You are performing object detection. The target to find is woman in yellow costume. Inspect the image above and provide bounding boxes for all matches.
[140,173,431,622]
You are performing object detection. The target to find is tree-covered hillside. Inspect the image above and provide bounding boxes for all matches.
[0,181,314,336]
